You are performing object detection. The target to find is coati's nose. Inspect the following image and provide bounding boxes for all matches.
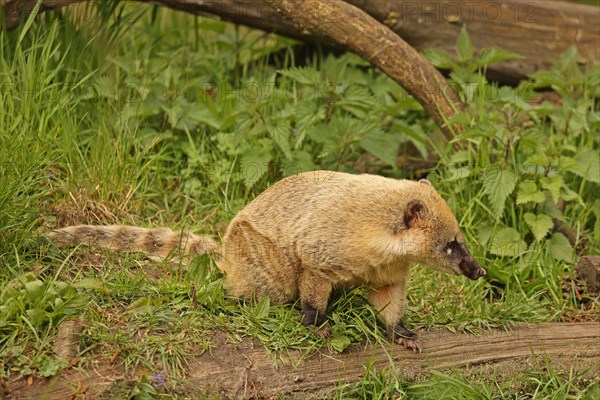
[459,258,487,280]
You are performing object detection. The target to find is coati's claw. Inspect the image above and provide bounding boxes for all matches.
[316,323,331,338]
[396,337,422,353]
[388,321,421,352]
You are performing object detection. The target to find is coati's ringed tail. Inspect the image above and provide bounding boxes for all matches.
[47,225,219,261]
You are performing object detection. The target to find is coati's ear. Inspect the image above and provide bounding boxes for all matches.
[418,179,432,186]
[404,200,427,228]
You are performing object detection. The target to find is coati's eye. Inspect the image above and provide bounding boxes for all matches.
[444,237,458,255]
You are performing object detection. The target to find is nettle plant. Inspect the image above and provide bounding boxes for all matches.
[180,51,432,194]
[99,21,431,199]
[425,27,599,285]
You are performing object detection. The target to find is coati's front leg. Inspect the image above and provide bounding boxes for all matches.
[299,272,332,337]
[368,281,421,353]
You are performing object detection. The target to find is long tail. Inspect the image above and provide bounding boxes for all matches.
[47,225,219,261]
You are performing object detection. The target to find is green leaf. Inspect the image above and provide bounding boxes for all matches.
[73,278,108,293]
[446,112,472,127]
[267,120,293,160]
[560,186,583,204]
[395,121,428,158]
[187,107,222,130]
[359,132,400,167]
[25,308,47,328]
[476,48,522,67]
[550,99,589,136]
[540,175,563,203]
[330,334,351,353]
[126,298,154,315]
[24,280,45,301]
[559,46,579,69]
[337,85,378,118]
[476,223,494,247]
[240,139,273,188]
[448,166,472,182]
[493,87,532,110]
[558,156,579,171]
[517,181,545,204]
[481,166,516,218]
[531,70,567,93]
[490,228,526,257]
[423,49,454,69]
[524,213,553,241]
[282,151,317,176]
[571,149,600,183]
[525,153,549,168]
[278,67,320,85]
[549,232,575,263]
[449,150,470,164]
[18,0,43,45]
[456,25,473,62]
[540,200,563,219]
[253,295,270,320]
[452,125,495,142]
[39,355,66,378]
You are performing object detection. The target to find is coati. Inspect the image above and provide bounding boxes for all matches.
[47,171,486,352]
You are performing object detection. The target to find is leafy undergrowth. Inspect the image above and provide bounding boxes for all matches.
[1,2,598,397]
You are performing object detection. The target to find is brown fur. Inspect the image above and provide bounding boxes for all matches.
[47,171,486,349]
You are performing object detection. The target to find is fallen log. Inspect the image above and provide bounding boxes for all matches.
[8,322,600,399]
[347,0,600,84]
[3,0,599,85]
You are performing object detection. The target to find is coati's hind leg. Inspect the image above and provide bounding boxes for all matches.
[368,281,421,353]
[219,219,298,304]
[299,272,332,337]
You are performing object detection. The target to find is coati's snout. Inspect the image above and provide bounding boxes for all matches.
[459,255,486,280]
[443,238,486,280]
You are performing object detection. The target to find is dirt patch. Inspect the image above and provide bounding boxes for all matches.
[6,322,599,399]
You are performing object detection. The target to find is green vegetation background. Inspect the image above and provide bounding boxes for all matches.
[0,2,598,398]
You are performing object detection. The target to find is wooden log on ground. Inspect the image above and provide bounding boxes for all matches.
[7,322,600,399]
[3,0,599,85]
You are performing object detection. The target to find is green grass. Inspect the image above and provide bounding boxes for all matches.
[333,361,600,399]
[0,2,598,397]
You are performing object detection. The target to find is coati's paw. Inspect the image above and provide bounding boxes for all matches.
[387,321,421,353]
[396,337,422,353]
[301,301,327,327]
[316,323,331,339]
